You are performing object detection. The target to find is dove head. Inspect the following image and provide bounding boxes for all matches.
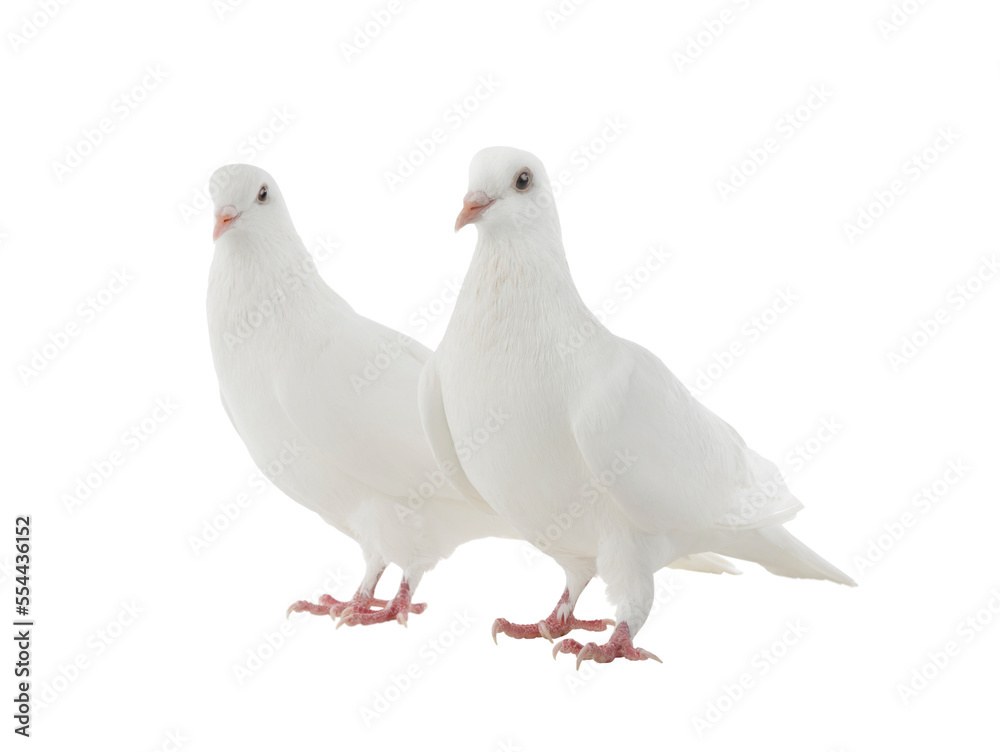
[455,147,561,239]
[209,164,292,244]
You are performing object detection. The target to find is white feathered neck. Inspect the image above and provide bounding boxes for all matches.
[446,219,601,364]
[206,222,353,360]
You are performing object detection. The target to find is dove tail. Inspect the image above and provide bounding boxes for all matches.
[668,553,743,576]
[715,526,857,586]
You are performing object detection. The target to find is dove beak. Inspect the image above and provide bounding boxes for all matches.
[455,191,494,232]
[213,205,242,241]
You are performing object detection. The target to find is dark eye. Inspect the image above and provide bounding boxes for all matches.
[256,184,268,203]
[514,169,532,191]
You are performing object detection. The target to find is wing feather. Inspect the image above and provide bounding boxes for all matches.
[571,339,802,533]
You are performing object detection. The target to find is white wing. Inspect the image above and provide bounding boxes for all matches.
[571,337,802,534]
[273,313,459,502]
[417,353,492,509]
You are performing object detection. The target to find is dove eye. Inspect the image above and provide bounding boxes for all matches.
[514,169,532,192]
[256,184,268,203]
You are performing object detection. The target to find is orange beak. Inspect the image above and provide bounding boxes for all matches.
[213,205,241,241]
[454,191,494,232]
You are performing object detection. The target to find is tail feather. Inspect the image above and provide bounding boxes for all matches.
[669,553,743,576]
[715,526,857,586]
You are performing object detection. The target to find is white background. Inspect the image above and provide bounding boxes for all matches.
[3,0,999,749]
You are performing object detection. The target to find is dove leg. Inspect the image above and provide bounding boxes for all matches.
[553,621,662,668]
[337,571,427,628]
[492,561,614,643]
[285,551,390,618]
[552,534,661,667]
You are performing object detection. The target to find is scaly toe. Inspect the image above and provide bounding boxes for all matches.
[552,638,584,660]
[576,644,599,670]
[537,621,554,642]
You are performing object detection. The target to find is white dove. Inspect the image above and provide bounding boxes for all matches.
[205,163,521,627]
[418,146,855,666]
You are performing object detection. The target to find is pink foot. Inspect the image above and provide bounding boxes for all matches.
[286,592,393,619]
[492,589,615,643]
[337,581,425,628]
[553,622,662,669]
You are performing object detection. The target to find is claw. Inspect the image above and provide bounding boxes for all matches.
[335,607,353,629]
[602,618,616,628]
[537,621,553,642]
[492,619,501,645]
[638,649,663,664]
[576,643,597,671]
